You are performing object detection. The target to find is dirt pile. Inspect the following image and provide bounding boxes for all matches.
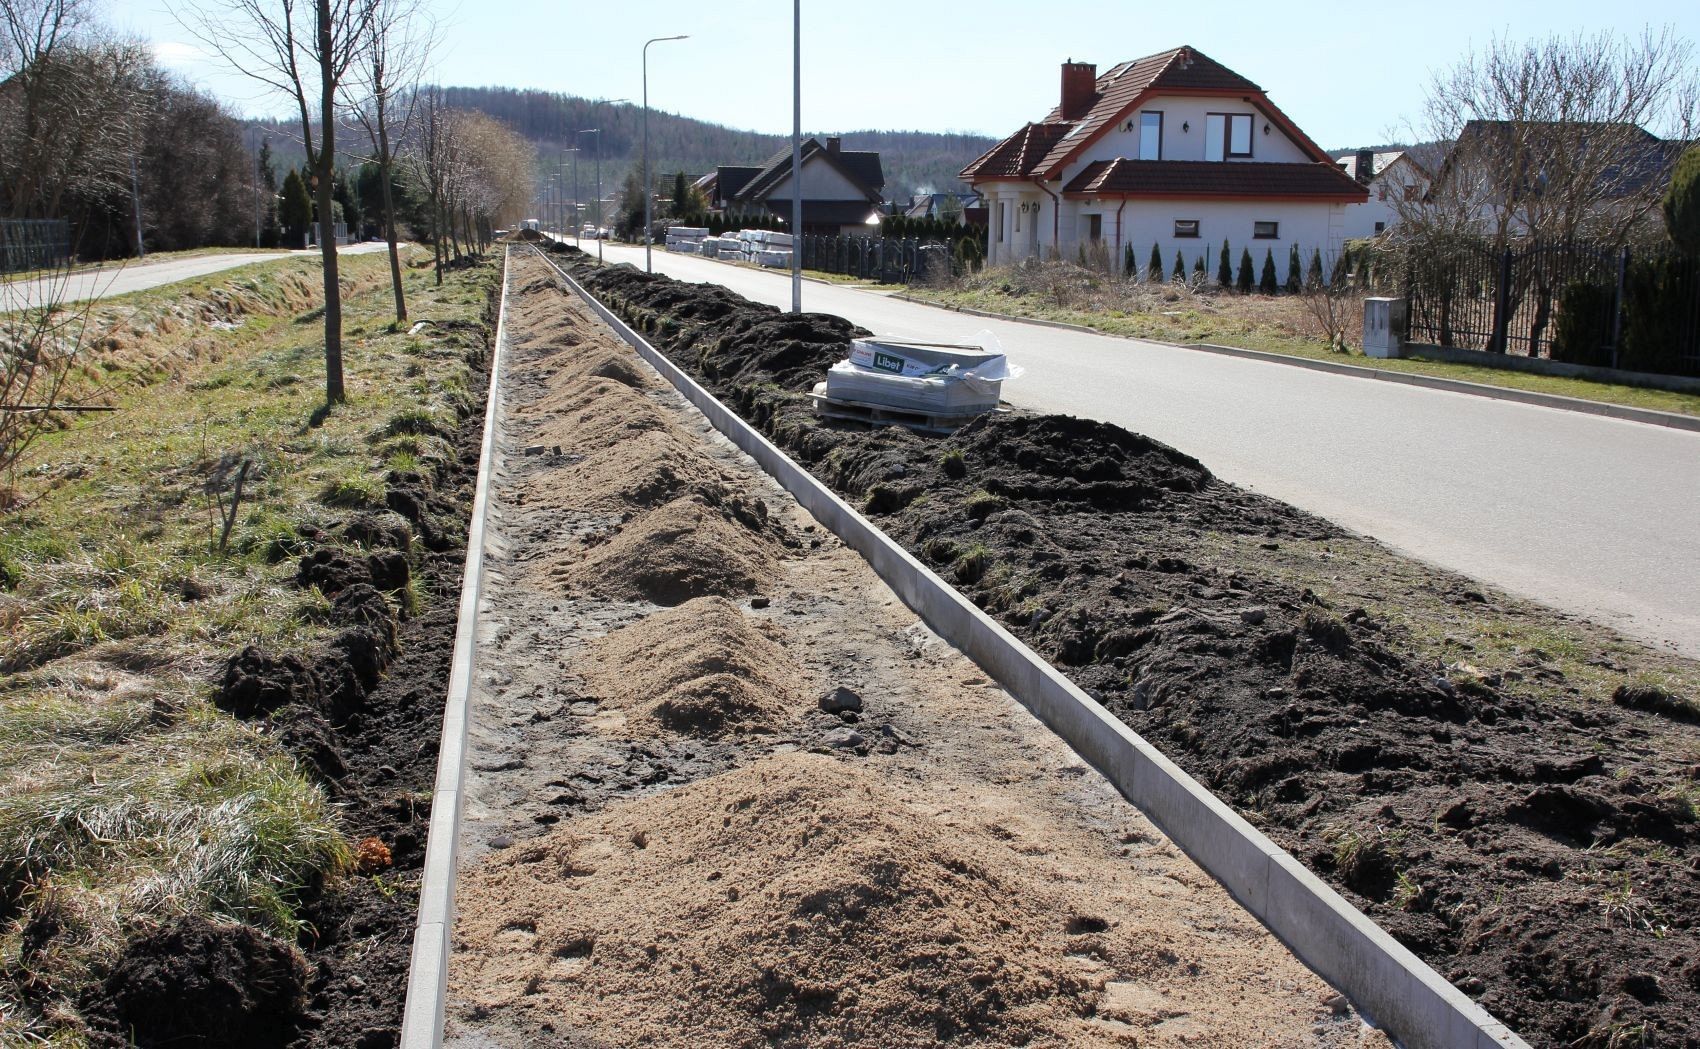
[520,374,671,449]
[527,427,745,513]
[452,754,1125,1047]
[569,259,1700,1048]
[549,495,776,605]
[577,596,803,735]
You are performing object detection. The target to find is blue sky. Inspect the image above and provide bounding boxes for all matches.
[123,0,1698,149]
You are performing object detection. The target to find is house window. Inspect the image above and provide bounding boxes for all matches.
[1086,214,1103,241]
[1014,205,1022,234]
[1173,219,1199,238]
[996,202,1005,242]
[1203,113,1253,161]
[1253,221,1278,239]
[1138,111,1162,161]
[1374,221,1386,234]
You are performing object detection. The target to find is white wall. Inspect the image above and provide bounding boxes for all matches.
[1051,199,1347,282]
[1066,95,1312,173]
[765,156,867,202]
[1341,158,1428,240]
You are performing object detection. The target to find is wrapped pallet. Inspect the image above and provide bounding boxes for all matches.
[815,336,1020,424]
[756,249,791,268]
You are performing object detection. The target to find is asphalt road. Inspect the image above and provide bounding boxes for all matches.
[578,240,1700,659]
[0,241,396,309]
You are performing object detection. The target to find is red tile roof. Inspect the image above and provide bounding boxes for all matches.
[1062,159,1369,201]
[959,122,1074,180]
[961,46,1336,185]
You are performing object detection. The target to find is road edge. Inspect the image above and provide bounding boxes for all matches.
[887,293,1700,433]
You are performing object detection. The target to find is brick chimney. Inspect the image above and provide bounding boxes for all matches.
[826,136,842,153]
[1060,60,1097,121]
[1354,148,1375,185]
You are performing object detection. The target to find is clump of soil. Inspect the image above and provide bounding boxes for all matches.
[451,754,1117,1047]
[571,260,1700,1048]
[577,596,803,735]
[549,495,776,606]
[91,917,308,1049]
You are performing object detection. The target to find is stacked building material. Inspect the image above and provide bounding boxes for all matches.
[664,226,709,253]
[810,337,1019,430]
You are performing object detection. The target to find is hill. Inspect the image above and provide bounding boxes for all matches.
[437,86,996,204]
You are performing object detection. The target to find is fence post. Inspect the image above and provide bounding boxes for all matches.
[1488,248,1513,353]
[1611,246,1628,370]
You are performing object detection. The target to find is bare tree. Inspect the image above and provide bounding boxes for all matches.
[0,265,105,509]
[179,0,374,405]
[1405,27,1699,247]
[347,0,431,323]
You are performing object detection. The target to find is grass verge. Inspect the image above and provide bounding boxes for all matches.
[0,249,496,1044]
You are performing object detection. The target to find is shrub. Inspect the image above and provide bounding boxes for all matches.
[1217,238,1232,286]
[1193,253,1206,280]
[1236,247,1254,293]
[1259,248,1278,294]
[1550,281,1615,367]
[1172,250,1185,282]
[1285,244,1302,293]
[1147,242,1163,281]
[1123,242,1136,277]
[940,449,967,479]
[1664,145,1700,255]
[1307,248,1325,289]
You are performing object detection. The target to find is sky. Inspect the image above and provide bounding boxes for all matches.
[122,0,1700,150]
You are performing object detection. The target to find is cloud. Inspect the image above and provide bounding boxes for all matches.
[151,40,208,68]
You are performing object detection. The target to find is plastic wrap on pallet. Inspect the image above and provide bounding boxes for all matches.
[822,333,1020,415]
[760,231,794,248]
[666,226,708,238]
[821,364,1001,415]
[756,249,792,268]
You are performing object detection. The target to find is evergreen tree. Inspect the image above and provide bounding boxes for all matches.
[1307,247,1325,289]
[1259,247,1278,294]
[1124,242,1136,276]
[1193,253,1206,280]
[1331,247,1351,285]
[1285,244,1302,293]
[672,171,688,215]
[1147,242,1163,280]
[1172,249,1185,282]
[1236,247,1254,292]
[257,141,281,248]
[332,171,361,237]
[1217,238,1232,285]
[1663,145,1700,253]
[280,168,312,246]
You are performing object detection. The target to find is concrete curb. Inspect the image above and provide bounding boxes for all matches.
[889,294,1700,433]
[544,250,1528,1049]
[397,249,511,1049]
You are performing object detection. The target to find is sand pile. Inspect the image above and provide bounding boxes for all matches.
[451,754,1115,1047]
[577,596,802,735]
[520,375,672,449]
[522,428,741,513]
[506,276,585,353]
[549,496,774,605]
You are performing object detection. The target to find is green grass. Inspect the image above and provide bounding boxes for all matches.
[0,248,497,1043]
[904,281,1700,419]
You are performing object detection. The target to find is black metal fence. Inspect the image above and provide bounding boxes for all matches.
[798,235,967,285]
[1403,239,1700,377]
[0,219,71,274]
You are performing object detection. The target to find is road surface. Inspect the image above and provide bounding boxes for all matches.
[1,242,396,309]
[578,240,1700,659]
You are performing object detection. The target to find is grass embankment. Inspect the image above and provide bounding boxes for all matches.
[0,251,494,1044]
[903,267,1700,418]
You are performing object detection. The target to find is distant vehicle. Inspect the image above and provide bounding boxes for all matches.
[520,218,541,232]
[582,224,609,239]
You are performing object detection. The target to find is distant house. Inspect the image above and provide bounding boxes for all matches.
[1429,119,1686,242]
[903,191,983,221]
[960,47,1368,279]
[1334,149,1431,240]
[714,137,885,236]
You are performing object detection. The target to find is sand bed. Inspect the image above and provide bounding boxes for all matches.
[447,253,1364,1048]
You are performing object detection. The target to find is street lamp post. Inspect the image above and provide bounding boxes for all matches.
[643,34,688,273]
[791,0,801,313]
[585,97,628,266]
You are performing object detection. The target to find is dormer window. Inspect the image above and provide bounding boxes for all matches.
[1138,112,1162,160]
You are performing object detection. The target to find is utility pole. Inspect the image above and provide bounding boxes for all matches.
[252,126,261,248]
[790,0,802,313]
[129,153,145,260]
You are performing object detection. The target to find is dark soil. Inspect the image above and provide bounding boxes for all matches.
[567,252,1700,1049]
[82,291,495,1049]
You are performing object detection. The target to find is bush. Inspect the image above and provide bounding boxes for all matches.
[1172,250,1185,282]
[1147,242,1162,281]
[1549,281,1614,367]
[1259,248,1278,294]
[1619,254,1700,376]
[1285,244,1302,293]
[1307,248,1325,289]
[1236,248,1254,293]
[1664,145,1700,255]
[1217,239,1232,286]
[1123,242,1135,277]
[1193,253,1206,280]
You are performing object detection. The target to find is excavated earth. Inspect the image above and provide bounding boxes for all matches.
[559,245,1700,1049]
[443,252,1377,1048]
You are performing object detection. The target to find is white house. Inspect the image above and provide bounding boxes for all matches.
[961,48,1368,281]
[1335,148,1430,240]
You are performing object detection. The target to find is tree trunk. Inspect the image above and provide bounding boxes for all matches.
[375,102,406,323]
[316,0,345,405]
